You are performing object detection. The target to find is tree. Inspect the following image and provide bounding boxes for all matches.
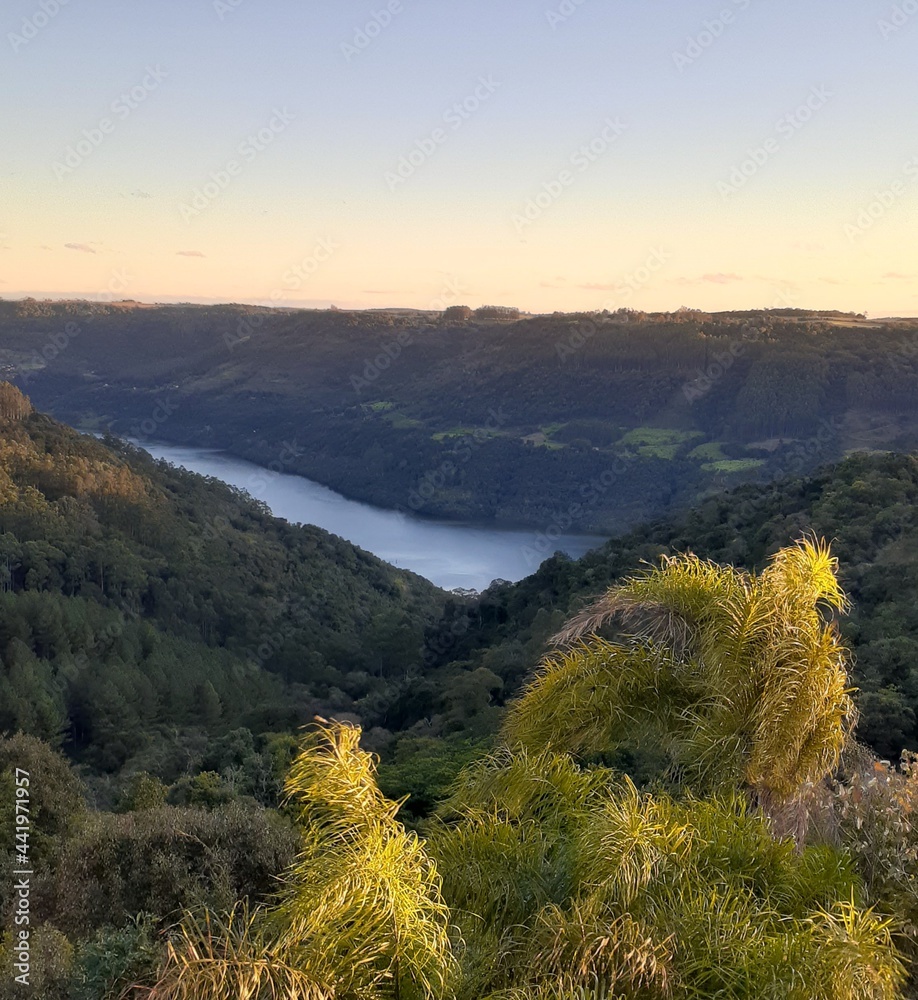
[429,749,903,1000]
[0,733,85,873]
[504,537,855,822]
[131,544,911,999]
[0,382,32,421]
[441,305,472,322]
[148,721,456,1000]
[117,771,168,811]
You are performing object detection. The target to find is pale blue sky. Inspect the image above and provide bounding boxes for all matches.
[2,0,916,314]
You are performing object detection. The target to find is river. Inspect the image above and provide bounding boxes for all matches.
[128,440,608,591]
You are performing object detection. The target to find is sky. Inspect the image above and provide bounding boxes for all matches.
[1,0,916,316]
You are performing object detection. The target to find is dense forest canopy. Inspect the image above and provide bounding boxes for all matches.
[5,544,918,997]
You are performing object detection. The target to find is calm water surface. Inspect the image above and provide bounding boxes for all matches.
[129,441,607,591]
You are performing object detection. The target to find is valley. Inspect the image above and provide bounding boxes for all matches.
[4,299,918,535]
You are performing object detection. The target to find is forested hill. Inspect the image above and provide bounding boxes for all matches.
[0,383,444,789]
[3,297,917,532]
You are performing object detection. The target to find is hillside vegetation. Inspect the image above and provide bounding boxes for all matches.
[417,450,918,774]
[0,383,444,792]
[3,298,918,530]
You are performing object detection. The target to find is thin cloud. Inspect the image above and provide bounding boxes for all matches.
[131,189,152,199]
[668,273,744,287]
[882,272,916,281]
[64,243,96,254]
[176,250,206,258]
[702,272,743,285]
[577,281,618,291]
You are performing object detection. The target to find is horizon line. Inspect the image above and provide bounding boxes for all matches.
[2,292,914,322]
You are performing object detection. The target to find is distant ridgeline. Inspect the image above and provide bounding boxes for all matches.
[2,298,916,532]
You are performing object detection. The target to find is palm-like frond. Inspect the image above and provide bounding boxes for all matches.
[502,639,692,762]
[805,900,906,999]
[509,537,857,809]
[148,720,457,1000]
[143,904,332,1000]
[282,718,401,835]
[550,551,744,652]
[439,746,612,825]
[529,899,673,998]
[275,720,457,1000]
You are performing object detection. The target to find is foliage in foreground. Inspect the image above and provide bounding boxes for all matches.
[151,552,911,998]
[504,536,854,814]
[151,721,906,999]
[432,749,902,1000]
[148,721,456,1000]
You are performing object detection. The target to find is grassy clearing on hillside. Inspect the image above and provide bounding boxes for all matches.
[433,426,506,442]
[383,412,424,430]
[689,441,728,461]
[702,458,766,473]
[618,427,703,460]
